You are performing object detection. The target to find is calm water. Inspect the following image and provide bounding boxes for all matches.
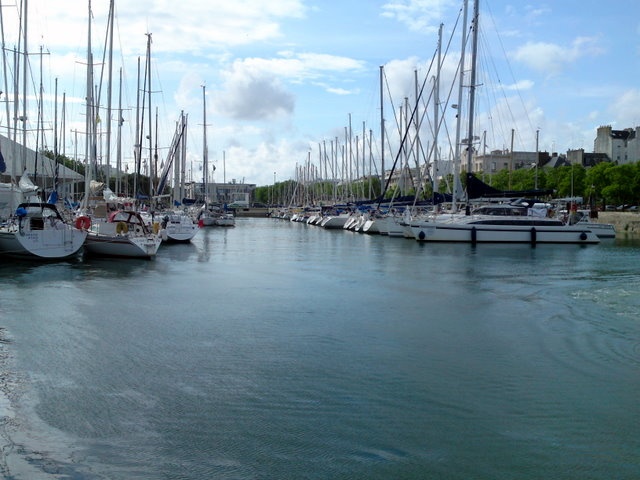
[0,218,639,479]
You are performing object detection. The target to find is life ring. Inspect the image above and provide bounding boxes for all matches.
[116,221,129,234]
[75,215,91,230]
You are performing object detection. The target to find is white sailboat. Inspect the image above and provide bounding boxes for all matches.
[153,112,200,243]
[195,85,236,228]
[409,0,600,245]
[0,2,86,260]
[80,4,161,258]
[83,206,161,258]
[158,211,199,242]
[0,174,87,259]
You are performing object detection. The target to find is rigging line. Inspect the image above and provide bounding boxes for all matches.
[377,64,434,208]
[483,0,536,146]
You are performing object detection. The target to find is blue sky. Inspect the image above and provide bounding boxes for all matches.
[3,0,640,187]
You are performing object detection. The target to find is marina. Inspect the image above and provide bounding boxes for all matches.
[0,1,638,477]
[0,218,639,479]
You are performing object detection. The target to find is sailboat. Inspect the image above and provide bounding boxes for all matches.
[408,0,600,245]
[83,200,161,258]
[0,2,86,259]
[80,3,161,258]
[0,172,87,259]
[152,112,200,243]
[196,85,235,228]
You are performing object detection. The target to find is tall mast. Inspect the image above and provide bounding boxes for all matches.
[133,56,141,202]
[21,0,28,171]
[452,0,469,212]
[0,4,12,176]
[379,65,384,199]
[116,67,123,195]
[145,33,153,199]
[83,0,94,209]
[202,85,208,204]
[433,23,443,196]
[105,0,115,188]
[465,0,480,214]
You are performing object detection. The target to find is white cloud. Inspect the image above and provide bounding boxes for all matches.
[512,36,604,75]
[16,0,307,57]
[210,52,365,121]
[214,62,296,121]
[608,89,640,129]
[381,0,460,34]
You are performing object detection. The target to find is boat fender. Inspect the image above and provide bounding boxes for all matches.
[161,229,168,241]
[75,215,91,230]
[15,207,28,218]
[530,227,537,245]
[579,232,587,241]
[471,226,477,244]
[153,222,160,234]
[116,221,128,234]
[418,231,426,241]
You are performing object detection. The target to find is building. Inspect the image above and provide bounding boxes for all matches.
[186,180,256,206]
[467,149,551,173]
[566,149,609,167]
[594,125,640,164]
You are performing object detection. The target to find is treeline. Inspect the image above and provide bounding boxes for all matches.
[255,161,640,208]
[469,161,640,206]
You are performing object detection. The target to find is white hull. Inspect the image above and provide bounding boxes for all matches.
[83,233,161,258]
[214,216,236,227]
[0,228,86,259]
[410,217,600,244]
[322,214,349,229]
[0,203,86,259]
[159,213,200,242]
[199,212,235,227]
[83,211,162,258]
[164,230,199,242]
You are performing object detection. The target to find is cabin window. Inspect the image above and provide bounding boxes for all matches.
[30,217,45,230]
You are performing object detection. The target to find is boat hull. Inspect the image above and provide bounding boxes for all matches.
[83,233,161,258]
[0,228,86,259]
[410,221,600,244]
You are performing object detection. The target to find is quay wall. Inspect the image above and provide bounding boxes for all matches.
[598,212,640,236]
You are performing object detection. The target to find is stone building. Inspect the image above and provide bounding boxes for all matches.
[593,125,640,164]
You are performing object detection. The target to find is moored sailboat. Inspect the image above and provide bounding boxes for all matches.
[83,208,161,258]
[158,211,199,242]
[408,0,600,245]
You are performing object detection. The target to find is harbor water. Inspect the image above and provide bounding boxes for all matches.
[0,218,639,479]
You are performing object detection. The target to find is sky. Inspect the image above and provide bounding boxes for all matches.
[2,0,640,187]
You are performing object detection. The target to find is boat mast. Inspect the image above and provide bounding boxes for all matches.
[433,23,442,198]
[116,67,123,195]
[452,0,469,212]
[465,0,479,215]
[83,0,95,210]
[21,0,28,172]
[202,84,208,205]
[379,65,384,199]
[145,33,153,200]
[133,56,141,203]
[105,0,115,188]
